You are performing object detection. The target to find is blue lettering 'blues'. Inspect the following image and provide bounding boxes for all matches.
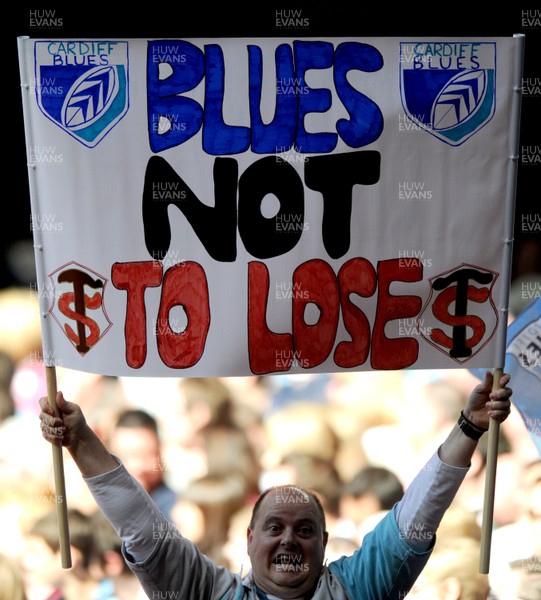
[147,39,384,155]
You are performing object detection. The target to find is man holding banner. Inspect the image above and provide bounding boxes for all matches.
[39,370,512,599]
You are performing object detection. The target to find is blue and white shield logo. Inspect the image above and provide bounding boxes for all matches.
[399,42,496,146]
[34,41,129,147]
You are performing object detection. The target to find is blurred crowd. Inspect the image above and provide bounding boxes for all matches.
[0,285,540,600]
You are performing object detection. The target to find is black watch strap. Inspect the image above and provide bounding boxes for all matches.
[458,411,488,441]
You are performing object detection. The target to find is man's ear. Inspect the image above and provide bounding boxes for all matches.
[247,526,253,552]
[323,530,329,549]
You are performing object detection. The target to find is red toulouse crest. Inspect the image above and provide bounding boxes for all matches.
[419,263,499,363]
[48,262,112,355]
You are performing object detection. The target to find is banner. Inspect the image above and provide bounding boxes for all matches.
[18,36,523,377]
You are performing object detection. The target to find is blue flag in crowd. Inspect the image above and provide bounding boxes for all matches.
[470,298,541,455]
[503,298,541,455]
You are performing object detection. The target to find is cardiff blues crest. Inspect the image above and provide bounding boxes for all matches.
[34,41,129,147]
[399,42,496,146]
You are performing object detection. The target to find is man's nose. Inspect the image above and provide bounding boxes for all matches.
[280,528,298,547]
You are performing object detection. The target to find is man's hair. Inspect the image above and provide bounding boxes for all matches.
[249,485,327,532]
[114,408,159,434]
[342,466,404,510]
[30,508,98,569]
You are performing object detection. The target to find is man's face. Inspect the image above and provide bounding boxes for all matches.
[109,427,163,493]
[247,486,328,599]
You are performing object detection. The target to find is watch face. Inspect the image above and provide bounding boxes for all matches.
[459,413,485,440]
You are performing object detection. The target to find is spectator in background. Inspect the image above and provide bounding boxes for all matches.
[0,474,56,566]
[324,370,404,483]
[0,552,27,600]
[21,507,102,600]
[179,377,240,433]
[223,504,255,574]
[107,408,178,522]
[169,495,206,551]
[361,375,468,486]
[453,424,520,527]
[488,459,541,599]
[259,401,339,485]
[338,465,404,544]
[176,377,264,495]
[324,536,358,564]
[182,472,249,567]
[277,452,344,537]
[191,392,262,501]
[0,288,42,368]
[507,555,541,600]
[406,536,490,600]
[0,350,15,423]
[435,502,482,544]
[178,380,264,567]
[0,385,15,433]
[90,510,146,600]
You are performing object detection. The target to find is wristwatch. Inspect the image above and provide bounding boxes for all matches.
[458,411,488,441]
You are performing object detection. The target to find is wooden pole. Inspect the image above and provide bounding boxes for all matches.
[479,34,524,575]
[479,367,503,573]
[45,366,72,568]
